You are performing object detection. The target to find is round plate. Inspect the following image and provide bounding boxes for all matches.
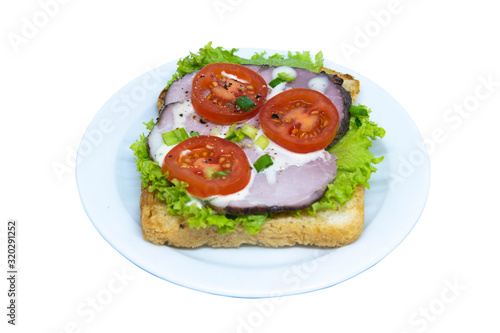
[76,48,430,298]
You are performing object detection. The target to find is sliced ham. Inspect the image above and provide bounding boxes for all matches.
[210,151,337,214]
[163,71,198,106]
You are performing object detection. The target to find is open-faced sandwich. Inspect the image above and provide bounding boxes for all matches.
[131,43,385,248]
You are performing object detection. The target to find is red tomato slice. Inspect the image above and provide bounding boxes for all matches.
[191,63,268,124]
[161,136,251,198]
[259,88,339,154]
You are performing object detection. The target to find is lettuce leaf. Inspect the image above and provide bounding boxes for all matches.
[166,43,242,88]
[247,50,324,72]
[308,105,385,214]
[165,42,324,89]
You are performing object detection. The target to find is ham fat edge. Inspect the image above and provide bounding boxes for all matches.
[147,65,352,215]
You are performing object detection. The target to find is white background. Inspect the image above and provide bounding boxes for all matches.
[1,0,499,332]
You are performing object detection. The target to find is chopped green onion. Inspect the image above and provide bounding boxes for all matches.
[277,72,296,82]
[355,118,362,127]
[254,135,269,150]
[225,132,237,141]
[349,105,369,116]
[269,77,284,88]
[189,131,200,137]
[235,96,256,111]
[225,123,238,140]
[269,72,296,88]
[241,124,258,140]
[253,154,273,173]
[225,123,255,143]
[234,128,246,142]
[203,167,216,179]
[162,128,189,146]
[212,171,231,179]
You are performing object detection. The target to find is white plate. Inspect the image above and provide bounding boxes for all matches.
[76,48,430,298]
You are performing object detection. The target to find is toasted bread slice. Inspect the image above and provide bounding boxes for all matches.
[140,185,364,248]
[144,65,362,248]
[320,67,360,103]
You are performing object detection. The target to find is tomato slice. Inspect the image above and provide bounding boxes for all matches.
[259,88,339,154]
[191,63,268,124]
[161,136,251,198]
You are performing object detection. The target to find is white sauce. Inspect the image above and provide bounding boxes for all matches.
[151,102,194,167]
[154,144,174,168]
[206,162,257,207]
[255,129,328,184]
[272,66,297,79]
[307,76,330,94]
[185,194,205,209]
[268,66,297,99]
[171,101,194,129]
[221,71,249,84]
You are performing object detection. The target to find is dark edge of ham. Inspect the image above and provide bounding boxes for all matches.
[325,72,352,148]
[146,102,169,162]
[211,187,329,215]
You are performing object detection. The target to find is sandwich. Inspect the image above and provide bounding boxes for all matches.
[131,43,385,248]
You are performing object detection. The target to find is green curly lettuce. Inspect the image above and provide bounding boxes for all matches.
[132,43,385,235]
[308,105,385,214]
[166,42,324,88]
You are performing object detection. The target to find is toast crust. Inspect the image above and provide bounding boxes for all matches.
[140,185,365,248]
[320,66,360,104]
[157,88,167,111]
